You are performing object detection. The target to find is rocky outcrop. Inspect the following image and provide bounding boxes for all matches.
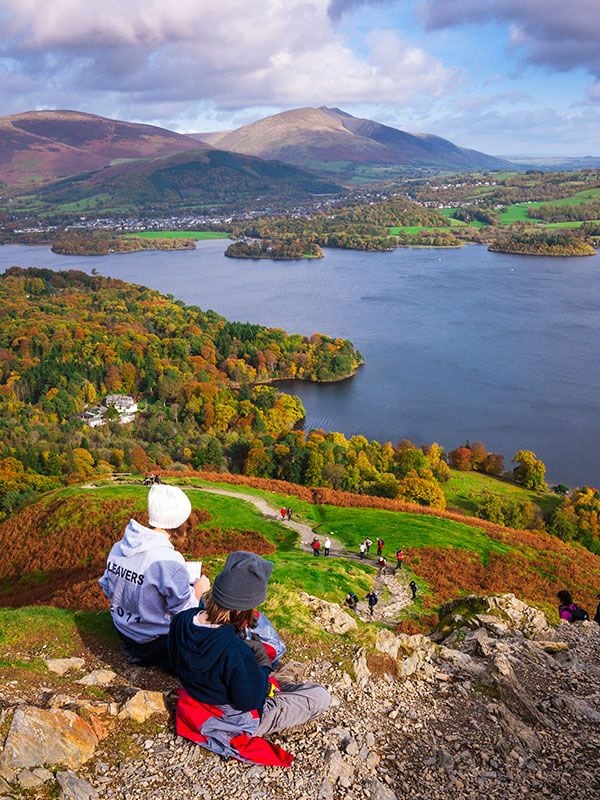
[299,593,358,634]
[433,593,553,643]
[0,593,597,800]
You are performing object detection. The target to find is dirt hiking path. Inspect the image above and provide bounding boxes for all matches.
[191,485,412,623]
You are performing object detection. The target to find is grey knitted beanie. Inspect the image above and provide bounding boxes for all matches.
[212,551,273,610]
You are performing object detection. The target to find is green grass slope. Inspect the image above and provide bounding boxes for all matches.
[1,479,597,645]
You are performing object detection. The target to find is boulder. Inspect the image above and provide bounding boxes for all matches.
[16,768,47,789]
[375,630,439,679]
[352,649,371,686]
[0,707,98,770]
[533,640,569,654]
[118,690,167,723]
[370,780,399,800]
[299,593,358,634]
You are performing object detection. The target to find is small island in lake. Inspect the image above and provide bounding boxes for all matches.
[51,231,196,256]
[488,229,596,257]
[225,238,323,260]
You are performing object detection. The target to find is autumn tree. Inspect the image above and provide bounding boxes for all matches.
[512,450,547,491]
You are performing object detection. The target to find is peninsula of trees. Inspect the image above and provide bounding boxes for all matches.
[51,231,196,256]
[488,230,596,256]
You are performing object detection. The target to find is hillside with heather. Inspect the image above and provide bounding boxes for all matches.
[0,109,202,188]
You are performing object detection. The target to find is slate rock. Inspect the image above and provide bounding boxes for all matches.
[117,690,167,723]
[56,770,100,800]
[45,658,86,676]
[75,670,116,686]
[299,593,358,634]
[0,706,98,770]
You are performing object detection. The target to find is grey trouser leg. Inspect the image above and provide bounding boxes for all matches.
[255,683,331,736]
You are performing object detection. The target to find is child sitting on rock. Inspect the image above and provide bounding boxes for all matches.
[168,551,330,765]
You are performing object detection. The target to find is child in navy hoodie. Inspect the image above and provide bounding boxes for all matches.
[168,551,330,761]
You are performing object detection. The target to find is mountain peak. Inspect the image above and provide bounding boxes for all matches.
[197,106,506,179]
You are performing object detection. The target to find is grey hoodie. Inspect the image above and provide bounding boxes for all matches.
[99,519,198,643]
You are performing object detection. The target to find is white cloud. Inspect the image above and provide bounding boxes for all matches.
[0,0,452,115]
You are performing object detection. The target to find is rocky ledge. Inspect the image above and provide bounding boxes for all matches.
[0,593,598,800]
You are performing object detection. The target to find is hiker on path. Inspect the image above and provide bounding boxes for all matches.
[365,590,379,616]
[311,537,321,557]
[364,537,373,554]
[359,541,366,559]
[378,556,388,576]
[169,551,330,765]
[557,590,589,622]
[409,580,418,601]
[345,591,358,611]
[99,484,210,671]
[280,507,287,521]
[323,536,332,556]
[286,507,292,521]
[396,549,403,570]
[376,537,384,557]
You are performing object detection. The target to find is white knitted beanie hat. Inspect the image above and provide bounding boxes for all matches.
[148,484,192,529]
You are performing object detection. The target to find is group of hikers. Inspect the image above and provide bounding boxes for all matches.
[310,535,332,556]
[99,484,330,766]
[280,506,293,521]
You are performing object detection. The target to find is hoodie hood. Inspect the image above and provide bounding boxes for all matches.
[115,518,175,558]
[172,610,236,671]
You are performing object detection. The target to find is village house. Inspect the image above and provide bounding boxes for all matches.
[80,394,138,427]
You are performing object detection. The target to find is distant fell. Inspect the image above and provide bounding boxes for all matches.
[198,106,508,179]
[33,147,342,213]
[0,109,201,187]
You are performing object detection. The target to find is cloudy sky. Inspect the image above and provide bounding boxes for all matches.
[1,0,599,156]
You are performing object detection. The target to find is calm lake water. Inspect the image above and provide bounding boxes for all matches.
[1,240,599,487]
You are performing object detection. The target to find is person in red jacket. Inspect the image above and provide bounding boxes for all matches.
[311,537,321,556]
[396,548,403,570]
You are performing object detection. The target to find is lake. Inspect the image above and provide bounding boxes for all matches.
[1,240,599,487]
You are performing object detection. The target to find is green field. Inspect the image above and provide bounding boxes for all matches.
[438,209,487,228]
[442,470,560,517]
[498,203,541,224]
[126,230,231,240]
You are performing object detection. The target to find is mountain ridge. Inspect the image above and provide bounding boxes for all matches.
[195,106,508,177]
